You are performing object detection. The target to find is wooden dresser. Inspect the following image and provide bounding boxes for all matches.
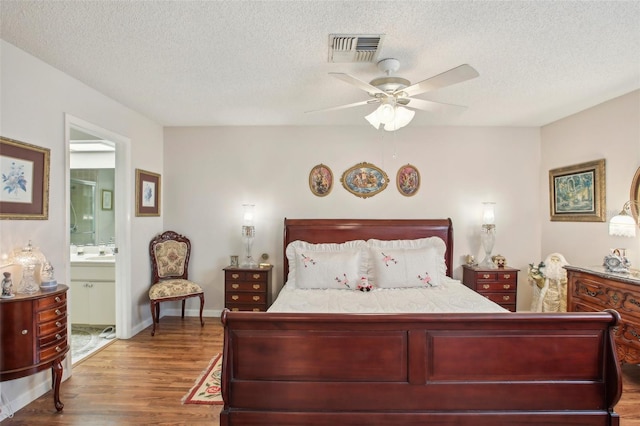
[462,265,518,311]
[566,265,640,364]
[0,285,69,411]
[224,266,272,311]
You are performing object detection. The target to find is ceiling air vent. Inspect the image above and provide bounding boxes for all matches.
[328,34,384,63]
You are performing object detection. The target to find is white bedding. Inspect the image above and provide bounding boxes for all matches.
[268,277,507,313]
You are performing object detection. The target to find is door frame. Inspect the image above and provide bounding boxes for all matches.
[65,114,132,339]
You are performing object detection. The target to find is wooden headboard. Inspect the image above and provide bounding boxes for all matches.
[282,218,454,280]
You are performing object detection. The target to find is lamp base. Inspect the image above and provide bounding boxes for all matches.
[478,256,497,269]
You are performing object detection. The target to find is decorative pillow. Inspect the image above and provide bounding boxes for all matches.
[367,237,447,288]
[286,240,367,289]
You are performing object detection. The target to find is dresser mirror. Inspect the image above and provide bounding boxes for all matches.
[631,166,640,224]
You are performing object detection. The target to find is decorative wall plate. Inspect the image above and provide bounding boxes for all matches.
[309,164,333,197]
[396,164,420,196]
[341,162,388,199]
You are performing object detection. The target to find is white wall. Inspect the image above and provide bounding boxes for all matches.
[163,125,541,313]
[0,40,164,417]
[540,90,640,267]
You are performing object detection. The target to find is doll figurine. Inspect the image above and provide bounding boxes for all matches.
[2,271,14,298]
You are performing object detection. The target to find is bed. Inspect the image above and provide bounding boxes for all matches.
[220,218,622,425]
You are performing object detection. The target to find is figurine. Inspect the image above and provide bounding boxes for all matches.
[1,271,14,298]
[40,261,58,290]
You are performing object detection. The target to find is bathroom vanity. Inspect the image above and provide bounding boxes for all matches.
[70,255,115,325]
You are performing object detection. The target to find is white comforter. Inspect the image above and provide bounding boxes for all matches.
[268,277,507,313]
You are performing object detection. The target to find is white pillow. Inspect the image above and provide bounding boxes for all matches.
[367,237,447,288]
[285,240,367,289]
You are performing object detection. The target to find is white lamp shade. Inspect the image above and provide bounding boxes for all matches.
[242,204,255,226]
[482,202,496,225]
[609,212,637,237]
[383,107,415,131]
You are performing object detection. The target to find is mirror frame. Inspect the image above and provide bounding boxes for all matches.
[631,166,640,224]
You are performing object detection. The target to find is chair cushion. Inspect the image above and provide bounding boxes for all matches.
[149,279,203,300]
[154,240,188,278]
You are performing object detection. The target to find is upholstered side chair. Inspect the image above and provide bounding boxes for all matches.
[148,230,204,336]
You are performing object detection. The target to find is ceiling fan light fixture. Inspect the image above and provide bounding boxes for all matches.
[383,106,415,131]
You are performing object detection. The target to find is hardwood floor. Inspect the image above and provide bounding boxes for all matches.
[3,316,640,425]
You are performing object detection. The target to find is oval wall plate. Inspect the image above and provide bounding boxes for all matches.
[340,162,388,199]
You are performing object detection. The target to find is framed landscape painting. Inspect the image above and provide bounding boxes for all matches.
[549,159,605,222]
[135,169,161,217]
[0,136,50,220]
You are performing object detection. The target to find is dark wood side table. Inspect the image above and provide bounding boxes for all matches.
[0,285,69,411]
[462,265,518,311]
[223,266,273,311]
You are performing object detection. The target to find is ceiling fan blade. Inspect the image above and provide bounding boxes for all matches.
[403,97,467,113]
[329,72,389,96]
[399,64,479,97]
[305,99,379,114]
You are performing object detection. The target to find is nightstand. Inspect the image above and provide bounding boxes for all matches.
[462,265,518,312]
[223,265,273,311]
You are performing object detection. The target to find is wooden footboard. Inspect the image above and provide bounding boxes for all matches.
[220,310,622,426]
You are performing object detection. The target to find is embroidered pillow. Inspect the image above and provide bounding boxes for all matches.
[367,237,447,288]
[285,240,367,289]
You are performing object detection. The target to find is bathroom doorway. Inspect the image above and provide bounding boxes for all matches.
[65,115,131,365]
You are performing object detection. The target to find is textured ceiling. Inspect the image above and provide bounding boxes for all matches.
[2,1,639,128]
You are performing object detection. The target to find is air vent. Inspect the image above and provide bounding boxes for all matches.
[328,34,384,63]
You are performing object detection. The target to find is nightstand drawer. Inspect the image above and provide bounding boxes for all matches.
[225,270,269,282]
[226,282,266,292]
[226,292,266,304]
[477,282,515,292]
[482,292,516,305]
[227,304,266,312]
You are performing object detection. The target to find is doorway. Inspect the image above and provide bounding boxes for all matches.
[65,115,131,364]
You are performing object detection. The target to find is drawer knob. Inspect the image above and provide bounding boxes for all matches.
[253,284,260,290]
[503,284,511,290]
[252,308,260,312]
[55,296,61,302]
[252,274,260,279]
[482,284,490,289]
[232,284,239,289]
[252,296,261,301]
[482,274,490,279]
[231,308,239,311]
[232,273,240,279]
[504,274,511,279]
[55,346,62,353]
[56,321,62,327]
[55,309,62,316]
[21,329,28,335]
[56,333,62,340]
[503,296,511,301]
[232,295,239,301]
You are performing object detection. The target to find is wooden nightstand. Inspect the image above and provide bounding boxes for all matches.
[224,266,273,312]
[462,265,518,311]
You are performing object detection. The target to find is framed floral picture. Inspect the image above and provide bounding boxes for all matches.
[135,169,161,217]
[396,164,420,197]
[0,136,50,220]
[549,159,605,222]
[341,162,388,199]
[309,164,333,197]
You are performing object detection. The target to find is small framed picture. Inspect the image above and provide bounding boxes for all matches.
[135,169,161,217]
[341,162,389,199]
[102,189,113,210]
[0,136,50,220]
[309,164,333,197]
[549,159,605,222]
[396,164,420,197]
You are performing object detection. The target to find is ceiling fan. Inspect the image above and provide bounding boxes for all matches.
[309,58,479,130]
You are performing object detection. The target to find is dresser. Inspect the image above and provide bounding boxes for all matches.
[462,265,518,311]
[224,266,273,311]
[0,285,69,411]
[566,265,640,364]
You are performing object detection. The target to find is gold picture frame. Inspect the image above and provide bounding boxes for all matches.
[396,164,420,197]
[631,166,640,223]
[135,169,161,217]
[0,136,50,220]
[549,159,606,222]
[341,162,388,199]
[309,164,333,197]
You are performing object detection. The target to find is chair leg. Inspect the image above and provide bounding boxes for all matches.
[150,300,157,336]
[198,293,205,327]
[181,300,186,318]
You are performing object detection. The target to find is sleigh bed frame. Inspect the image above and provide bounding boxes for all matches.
[220,218,622,425]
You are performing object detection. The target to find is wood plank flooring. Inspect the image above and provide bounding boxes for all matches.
[3,316,640,425]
